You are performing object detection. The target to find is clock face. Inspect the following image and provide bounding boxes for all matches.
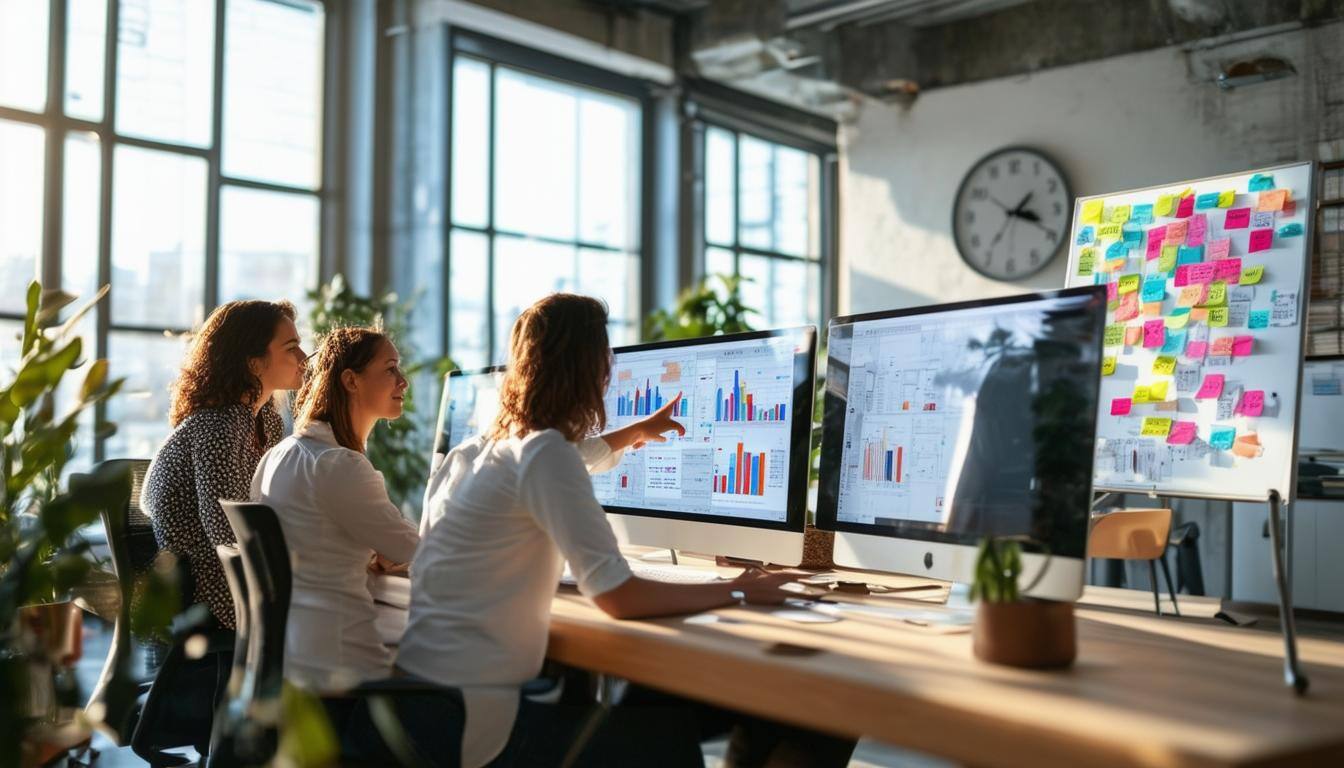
[952,147,1071,281]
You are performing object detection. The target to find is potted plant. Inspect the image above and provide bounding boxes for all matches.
[969,536,1076,669]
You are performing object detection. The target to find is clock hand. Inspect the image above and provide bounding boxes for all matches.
[990,196,1015,215]
[1011,191,1034,215]
[1017,208,1041,223]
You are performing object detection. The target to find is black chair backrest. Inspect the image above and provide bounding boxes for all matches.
[219,501,291,712]
[208,545,253,764]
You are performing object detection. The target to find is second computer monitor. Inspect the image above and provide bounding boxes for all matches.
[592,327,817,566]
[431,365,505,471]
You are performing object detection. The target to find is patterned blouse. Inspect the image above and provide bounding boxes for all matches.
[141,401,285,629]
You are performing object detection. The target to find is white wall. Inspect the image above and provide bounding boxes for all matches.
[840,21,1344,315]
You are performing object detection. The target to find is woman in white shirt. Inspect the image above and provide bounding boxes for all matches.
[251,326,420,691]
[395,294,852,768]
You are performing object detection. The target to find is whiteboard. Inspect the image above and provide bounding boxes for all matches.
[1299,356,1344,453]
[1063,162,1313,502]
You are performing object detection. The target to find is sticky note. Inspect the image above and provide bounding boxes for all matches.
[1141,275,1166,303]
[1278,222,1303,238]
[1177,245,1204,265]
[1240,265,1264,285]
[1132,204,1154,224]
[1249,228,1273,253]
[1166,310,1191,330]
[1106,281,1119,305]
[1176,284,1206,307]
[1158,245,1178,273]
[1283,199,1297,217]
[1190,307,1208,322]
[1186,340,1208,359]
[1251,211,1273,228]
[1155,194,1175,217]
[1167,421,1198,445]
[1248,308,1270,329]
[1099,223,1123,241]
[1123,225,1143,245]
[1150,381,1169,401]
[1208,306,1229,327]
[1165,220,1188,243]
[1125,325,1143,346]
[1195,374,1224,399]
[1118,274,1140,294]
[1209,426,1236,450]
[1153,356,1177,375]
[1146,234,1164,261]
[1082,199,1104,224]
[1142,416,1173,437]
[1102,356,1116,376]
[1111,397,1132,415]
[1106,241,1129,261]
[1206,238,1230,262]
[1210,336,1234,356]
[1132,385,1151,404]
[1195,192,1220,210]
[1103,323,1125,347]
[1238,390,1265,417]
[1248,173,1275,192]
[1077,247,1096,276]
[1175,262,1216,286]
[1214,258,1242,283]
[1076,226,1095,245]
[1256,189,1287,212]
[1162,328,1187,354]
[1110,204,1131,223]
[1102,256,1126,273]
[1143,319,1165,348]
[1176,195,1195,218]
[1188,214,1209,246]
[1217,190,1235,208]
[1116,291,1140,321]
[1225,208,1251,229]
[1233,433,1264,458]
[1205,280,1227,306]
[1232,335,1253,357]
[1143,301,1162,317]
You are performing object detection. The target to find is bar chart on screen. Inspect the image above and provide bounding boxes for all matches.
[710,427,789,511]
[714,366,791,423]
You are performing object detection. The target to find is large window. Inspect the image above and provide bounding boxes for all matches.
[443,35,646,369]
[0,0,324,466]
[702,123,830,330]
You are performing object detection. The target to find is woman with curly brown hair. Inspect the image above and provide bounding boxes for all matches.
[141,299,307,630]
[251,326,419,691]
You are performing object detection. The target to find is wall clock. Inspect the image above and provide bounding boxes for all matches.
[951,147,1071,281]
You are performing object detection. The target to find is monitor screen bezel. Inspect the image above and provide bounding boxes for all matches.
[597,326,818,534]
[814,286,1107,550]
[432,364,506,458]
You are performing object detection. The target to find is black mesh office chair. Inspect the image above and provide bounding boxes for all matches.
[207,543,255,767]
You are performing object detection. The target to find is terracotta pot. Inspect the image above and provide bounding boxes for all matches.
[800,524,834,569]
[17,601,83,666]
[972,599,1076,669]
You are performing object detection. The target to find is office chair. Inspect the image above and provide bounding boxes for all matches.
[1088,508,1180,616]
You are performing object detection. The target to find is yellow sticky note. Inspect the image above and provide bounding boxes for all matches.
[1159,245,1178,273]
[1097,223,1122,240]
[1110,205,1131,224]
[1155,194,1175,216]
[1208,306,1229,327]
[1177,187,1193,199]
[1240,265,1264,285]
[1166,312,1190,330]
[1141,416,1173,437]
[1133,385,1151,403]
[1150,381,1169,401]
[1205,280,1227,307]
[1082,199,1104,224]
[1217,190,1235,208]
[1102,356,1116,376]
[1153,356,1177,375]
[1118,274,1140,294]
[1103,324,1125,347]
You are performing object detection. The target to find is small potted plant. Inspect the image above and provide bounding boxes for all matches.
[969,536,1076,669]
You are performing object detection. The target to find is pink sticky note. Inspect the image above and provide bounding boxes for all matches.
[1176,195,1194,218]
[1186,340,1208,359]
[1106,281,1119,302]
[1283,199,1297,217]
[1238,390,1265,417]
[1210,337,1234,357]
[1249,228,1273,253]
[1146,230,1165,260]
[1188,214,1208,246]
[1232,335,1253,357]
[1195,374,1225,399]
[1143,319,1165,348]
[1214,257,1243,282]
[1206,238,1231,261]
[1115,291,1140,322]
[1225,208,1251,229]
[1167,421,1198,445]
[1125,325,1143,346]
[1111,397,1132,416]
[1175,263,1216,286]
[1165,220,1189,244]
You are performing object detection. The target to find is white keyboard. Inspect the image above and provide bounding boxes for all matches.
[560,561,725,586]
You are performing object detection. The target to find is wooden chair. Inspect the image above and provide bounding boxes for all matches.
[1088,509,1180,616]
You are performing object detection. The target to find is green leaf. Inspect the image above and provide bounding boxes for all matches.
[80,359,110,402]
[21,281,40,356]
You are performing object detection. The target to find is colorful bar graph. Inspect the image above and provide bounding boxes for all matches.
[714,442,766,496]
[715,371,787,422]
[862,438,903,484]
[616,380,689,417]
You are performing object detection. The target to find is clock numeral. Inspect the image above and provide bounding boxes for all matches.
[1053,201,1062,216]
[1045,229,1058,242]
[1030,249,1040,265]
[1008,159,1020,175]
[965,210,975,224]
[1047,178,1058,194]
[970,187,988,201]
[970,234,982,248]
[988,165,1000,180]
[1006,258,1017,275]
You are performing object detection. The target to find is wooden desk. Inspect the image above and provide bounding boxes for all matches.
[543,569,1344,768]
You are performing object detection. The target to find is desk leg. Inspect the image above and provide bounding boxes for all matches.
[1266,490,1308,694]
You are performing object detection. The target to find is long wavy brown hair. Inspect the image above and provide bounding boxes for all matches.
[294,326,390,452]
[491,293,611,443]
[169,300,297,427]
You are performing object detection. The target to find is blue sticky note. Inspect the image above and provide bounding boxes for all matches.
[1195,192,1220,210]
[1141,275,1166,304]
[1076,226,1095,245]
[1277,222,1303,238]
[1132,204,1154,225]
[1248,173,1275,192]
[1177,245,1205,265]
[1209,426,1236,451]
[1249,309,1270,329]
[1161,328,1187,355]
[1106,241,1129,260]
[1122,224,1143,245]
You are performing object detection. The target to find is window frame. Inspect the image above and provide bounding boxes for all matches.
[0,0,326,463]
[443,28,657,365]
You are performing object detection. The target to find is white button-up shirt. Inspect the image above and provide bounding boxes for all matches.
[251,420,420,691]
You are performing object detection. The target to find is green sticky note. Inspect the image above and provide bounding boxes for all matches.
[1240,265,1263,285]
[1153,356,1177,375]
[1102,356,1116,376]
[1104,323,1125,347]
[1142,416,1173,437]
[1155,194,1175,216]
[1119,274,1140,294]
[1206,280,1227,307]
[1158,245,1179,273]
[1208,306,1229,327]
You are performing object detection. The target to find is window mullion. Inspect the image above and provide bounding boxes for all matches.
[203,0,227,316]
[485,62,497,362]
[92,0,118,463]
[40,0,67,294]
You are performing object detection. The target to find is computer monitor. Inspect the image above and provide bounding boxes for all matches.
[430,365,504,472]
[815,287,1107,601]
[592,327,818,566]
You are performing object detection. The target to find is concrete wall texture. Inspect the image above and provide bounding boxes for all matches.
[840,21,1344,316]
